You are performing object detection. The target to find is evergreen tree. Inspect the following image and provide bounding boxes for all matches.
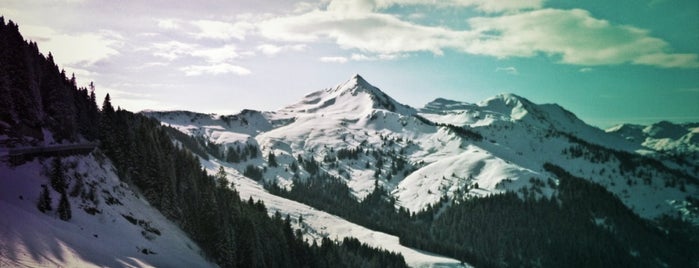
[50,157,66,193]
[216,166,228,188]
[37,185,52,212]
[268,151,278,167]
[58,192,71,221]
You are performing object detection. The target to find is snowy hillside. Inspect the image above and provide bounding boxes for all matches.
[145,74,699,226]
[201,159,465,268]
[0,153,213,268]
[607,121,699,163]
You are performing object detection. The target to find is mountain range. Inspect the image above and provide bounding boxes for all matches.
[146,74,698,222]
[2,17,698,267]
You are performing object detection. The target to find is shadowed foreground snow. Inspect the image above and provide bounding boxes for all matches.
[0,155,214,268]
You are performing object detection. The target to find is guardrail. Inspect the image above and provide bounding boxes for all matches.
[2,142,98,164]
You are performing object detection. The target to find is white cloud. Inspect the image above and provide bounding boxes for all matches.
[579,67,593,73]
[150,41,196,61]
[259,3,698,69]
[465,9,699,68]
[191,20,253,40]
[22,25,122,66]
[319,56,349,63]
[257,44,307,56]
[259,10,474,55]
[495,66,518,75]
[157,19,180,30]
[350,53,404,61]
[180,63,251,76]
[149,42,244,64]
[326,0,543,13]
[191,44,242,63]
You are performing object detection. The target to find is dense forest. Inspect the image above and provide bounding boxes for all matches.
[269,163,699,267]
[0,17,407,268]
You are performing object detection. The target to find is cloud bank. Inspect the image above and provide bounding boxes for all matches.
[258,0,699,68]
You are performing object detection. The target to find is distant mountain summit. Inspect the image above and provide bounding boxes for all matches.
[607,121,699,164]
[283,74,416,115]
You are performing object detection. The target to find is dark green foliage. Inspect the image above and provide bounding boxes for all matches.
[215,166,228,187]
[0,18,99,142]
[225,143,259,163]
[437,123,483,141]
[37,185,52,212]
[163,125,209,160]
[299,155,320,175]
[336,147,360,160]
[270,162,696,267]
[562,133,697,187]
[58,192,71,221]
[268,151,278,167]
[244,165,264,181]
[50,157,66,193]
[412,114,435,126]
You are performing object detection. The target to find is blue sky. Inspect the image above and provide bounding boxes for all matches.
[2,0,697,128]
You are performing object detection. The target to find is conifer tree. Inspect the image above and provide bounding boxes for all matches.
[216,166,228,188]
[268,152,278,167]
[58,192,71,221]
[37,185,52,213]
[50,157,66,194]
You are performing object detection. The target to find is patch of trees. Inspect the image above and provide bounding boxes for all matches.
[162,125,209,160]
[244,165,264,181]
[437,123,483,141]
[225,143,259,163]
[562,133,697,188]
[269,160,697,267]
[0,17,99,143]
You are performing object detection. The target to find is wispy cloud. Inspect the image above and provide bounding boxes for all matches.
[466,9,699,68]
[495,66,518,75]
[190,20,253,41]
[257,44,307,56]
[325,0,544,13]
[319,56,349,63]
[180,63,251,76]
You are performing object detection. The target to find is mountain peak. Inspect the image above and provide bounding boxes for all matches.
[284,74,415,115]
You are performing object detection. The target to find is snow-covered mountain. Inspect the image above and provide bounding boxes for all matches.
[607,121,699,163]
[145,74,699,226]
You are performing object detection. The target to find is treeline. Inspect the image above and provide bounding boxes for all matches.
[270,163,698,267]
[0,17,99,143]
[1,18,407,268]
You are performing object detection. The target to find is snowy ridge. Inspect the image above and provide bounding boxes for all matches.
[608,121,699,158]
[146,74,698,227]
[0,154,213,268]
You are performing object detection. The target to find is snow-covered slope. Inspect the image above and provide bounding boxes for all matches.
[0,154,213,268]
[145,74,698,226]
[200,159,465,268]
[607,121,699,162]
